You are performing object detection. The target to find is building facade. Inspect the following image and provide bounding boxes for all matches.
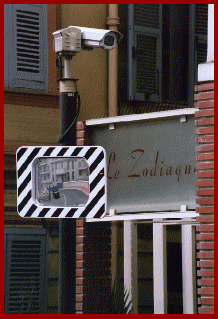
[4,4,214,314]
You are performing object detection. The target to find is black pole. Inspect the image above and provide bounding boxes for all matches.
[58,63,79,313]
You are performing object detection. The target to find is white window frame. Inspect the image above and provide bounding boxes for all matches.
[124,217,198,314]
[88,209,198,314]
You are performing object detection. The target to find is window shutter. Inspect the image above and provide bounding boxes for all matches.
[4,228,48,314]
[195,4,208,64]
[5,4,48,92]
[188,4,208,106]
[128,4,162,102]
[4,5,11,88]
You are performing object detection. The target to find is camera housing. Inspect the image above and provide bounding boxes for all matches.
[53,26,122,54]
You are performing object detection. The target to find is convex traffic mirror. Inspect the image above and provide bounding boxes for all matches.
[34,157,89,208]
[16,146,107,219]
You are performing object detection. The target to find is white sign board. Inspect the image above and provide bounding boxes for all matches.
[16,146,107,218]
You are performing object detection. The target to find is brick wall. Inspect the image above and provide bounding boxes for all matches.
[194,82,214,314]
[75,122,112,314]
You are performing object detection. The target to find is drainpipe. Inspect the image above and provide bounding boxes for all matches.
[106,4,120,117]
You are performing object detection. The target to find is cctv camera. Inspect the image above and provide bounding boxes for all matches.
[53,26,122,54]
[53,27,82,54]
[75,26,123,50]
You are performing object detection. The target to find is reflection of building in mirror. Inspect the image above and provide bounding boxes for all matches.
[35,157,89,207]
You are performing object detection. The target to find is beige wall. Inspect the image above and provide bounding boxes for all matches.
[4,104,60,145]
[60,4,108,120]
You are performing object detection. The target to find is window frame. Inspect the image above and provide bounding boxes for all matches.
[126,4,208,107]
[122,218,197,314]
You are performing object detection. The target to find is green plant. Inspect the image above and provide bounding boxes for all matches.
[109,275,134,314]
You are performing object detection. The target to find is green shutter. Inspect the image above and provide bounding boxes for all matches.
[128,4,162,102]
[4,228,48,314]
[188,4,208,106]
[4,4,48,92]
[195,4,208,65]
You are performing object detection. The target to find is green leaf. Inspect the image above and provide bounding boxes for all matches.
[109,275,134,314]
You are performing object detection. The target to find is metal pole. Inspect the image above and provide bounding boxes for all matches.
[58,55,78,314]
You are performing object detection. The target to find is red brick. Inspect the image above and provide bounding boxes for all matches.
[195,127,214,135]
[76,236,84,243]
[76,252,84,260]
[195,82,214,92]
[76,278,84,285]
[76,295,83,302]
[197,242,214,250]
[197,224,214,232]
[195,109,214,118]
[76,130,85,138]
[195,162,214,170]
[196,144,214,152]
[197,279,214,287]
[196,215,214,223]
[198,287,214,296]
[194,92,214,101]
[76,244,84,252]
[195,170,214,178]
[77,121,86,130]
[196,135,214,144]
[76,269,84,277]
[75,303,83,311]
[196,180,214,188]
[77,138,85,146]
[76,286,83,294]
[197,260,214,268]
[196,206,214,214]
[196,233,214,241]
[197,251,214,259]
[196,188,214,196]
[195,100,214,109]
[198,297,214,305]
[76,294,83,303]
[76,228,84,235]
[76,219,85,227]
[197,269,214,277]
[76,261,84,268]
[196,197,214,205]
[198,306,214,314]
[195,118,214,126]
[196,153,214,161]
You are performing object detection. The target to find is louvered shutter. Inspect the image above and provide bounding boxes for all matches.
[128,4,162,102]
[4,228,48,314]
[188,4,208,106]
[195,4,208,64]
[4,5,10,88]
[5,4,48,92]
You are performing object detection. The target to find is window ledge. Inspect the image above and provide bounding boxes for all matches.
[198,62,214,83]
[86,108,197,126]
[4,89,59,108]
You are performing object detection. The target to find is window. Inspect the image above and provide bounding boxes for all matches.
[4,4,48,92]
[117,219,197,314]
[119,4,208,107]
[4,228,48,314]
